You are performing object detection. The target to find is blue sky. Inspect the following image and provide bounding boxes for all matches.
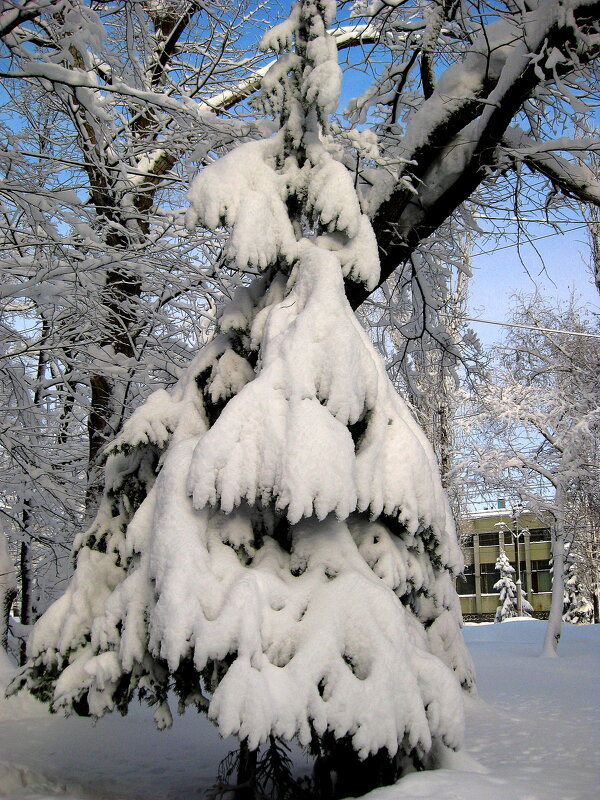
[467,222,598,346]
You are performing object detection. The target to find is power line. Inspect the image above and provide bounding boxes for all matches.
[464,316,600,339]
[470,224,589,258]
[475,217,586,224]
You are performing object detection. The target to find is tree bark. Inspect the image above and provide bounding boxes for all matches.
[1,532,17,652]
[543,485,566,657]
[18,315,48,663]
[1,584,16,652]
[18,527,34,666]
[235,740,257,800]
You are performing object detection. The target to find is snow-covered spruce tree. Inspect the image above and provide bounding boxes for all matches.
[493,550,533,623]
[563,556,594,624]
[12,2,474,795]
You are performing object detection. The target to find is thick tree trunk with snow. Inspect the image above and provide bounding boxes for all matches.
[544,488,567,657]
[344,0,600,310]
[0,532,17,652]
[18,532,34,666]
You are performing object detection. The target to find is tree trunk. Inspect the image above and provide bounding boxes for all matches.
[438,401,452,488]
[1,585,16,652]
[19,528,34,666]
[235,740,257,800]
[18,318,47,663]
[543,486,566,656]
[1,532,17,652]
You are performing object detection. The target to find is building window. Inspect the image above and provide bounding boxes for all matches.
[457,564,476,595]
[479,531,501,547]
[530,559,552,592]
[529,528,551,543]
[480,562,498,594]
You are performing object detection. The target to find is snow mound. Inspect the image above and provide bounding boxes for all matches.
[361,769,539,800]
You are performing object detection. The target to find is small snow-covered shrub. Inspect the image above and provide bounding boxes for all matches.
[494,550,533,622]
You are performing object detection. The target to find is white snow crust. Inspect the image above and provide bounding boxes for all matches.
[186,134,379,289]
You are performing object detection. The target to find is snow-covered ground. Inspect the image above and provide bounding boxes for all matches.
[0,619,598,800]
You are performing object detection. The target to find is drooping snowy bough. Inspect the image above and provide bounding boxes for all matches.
[13,2,474,795]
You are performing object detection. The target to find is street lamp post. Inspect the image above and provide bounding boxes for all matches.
[513,510,524,616]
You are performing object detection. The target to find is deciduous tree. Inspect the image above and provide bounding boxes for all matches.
[459,293,599,653]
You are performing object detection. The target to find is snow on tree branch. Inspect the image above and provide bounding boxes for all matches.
[345,0,600,308]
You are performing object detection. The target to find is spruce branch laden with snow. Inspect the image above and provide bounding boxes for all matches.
[11,1,474,795]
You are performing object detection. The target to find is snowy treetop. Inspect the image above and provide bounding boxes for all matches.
[187,0,379,290]
[181,0,456,545]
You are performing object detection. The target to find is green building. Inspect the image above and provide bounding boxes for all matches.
[457,504,553,621]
